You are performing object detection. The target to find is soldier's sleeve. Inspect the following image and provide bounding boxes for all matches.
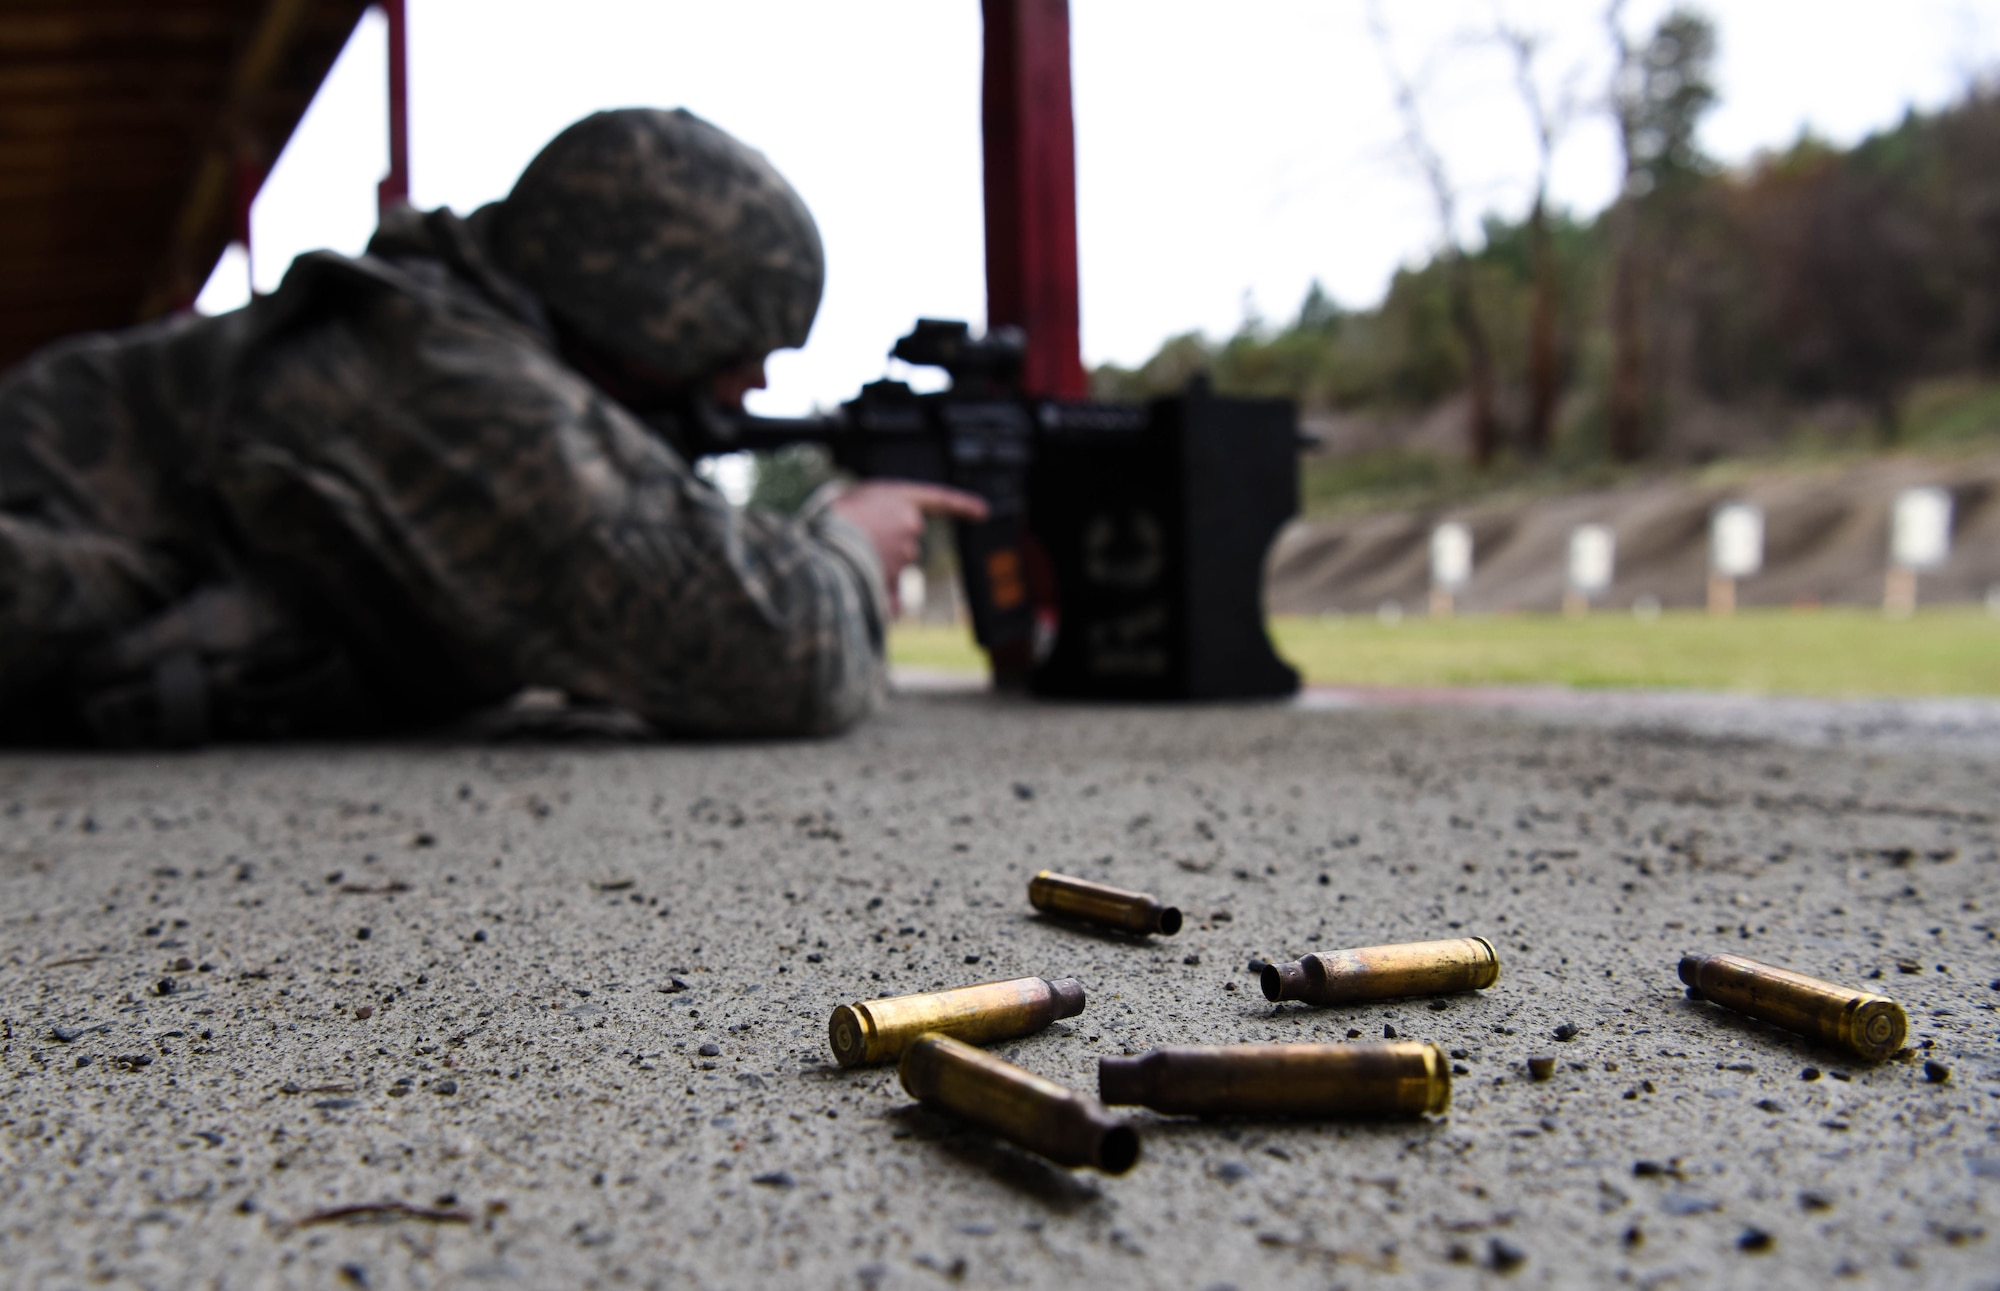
[212,278,887,736]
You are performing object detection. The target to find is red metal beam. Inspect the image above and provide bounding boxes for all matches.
[981,0,1086,399]
[376,0,409,213]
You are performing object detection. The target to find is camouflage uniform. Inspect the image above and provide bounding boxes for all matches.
[0,109,885,743]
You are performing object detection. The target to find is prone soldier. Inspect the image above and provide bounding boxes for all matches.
[0,108,982,744]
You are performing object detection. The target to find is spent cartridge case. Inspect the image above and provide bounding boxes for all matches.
[1028,870,1182,936]
[900,1032,1140,1173]
[1678,952,1907,1061]
[829,975,1085,1068]
[1261,936,1500,1005]
[1098,1042,1450,1117]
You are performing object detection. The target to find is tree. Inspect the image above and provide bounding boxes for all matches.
[1605,2,1717,461]
[1297,278,1344,334]
[1497,17,1583,460]
[747,443,832,514]
[1367,0,1501,469]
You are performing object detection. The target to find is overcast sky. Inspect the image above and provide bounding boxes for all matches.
[200,0,1998,416]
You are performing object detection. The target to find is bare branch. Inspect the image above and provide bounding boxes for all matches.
[1364,0,1461,252]
[1605,0,1640,162]
[1495,3,1589,201]
[1363,0,1499,469]
[1497,24,1553,187]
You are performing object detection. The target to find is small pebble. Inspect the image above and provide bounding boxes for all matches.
[1800,1067,1821,1081]
[1488,1238,1526,1272]
[963,954,981,965]
[1222,981,1237,992]
[1449,1048,1469,1060]
[432,1078,458,1096]
[804,954,823,964]
[1527,1056,1555,1081]
[1245,957,1268,973]
[1553,1022,1579,1041]
[170,957,194,972]
[1183,953,1201,965]
[354,1006,374,1021]
[1383,1024,1397,1039]
[698,1042,721,1057]
[1662,1192,1719,1216]
[1346,1028,1362,1039]
[356,928,371,941]
[1799,1191,1834,1211]
[1923,1060,1950,1084]
[1737,1228,1774,1254]
[752,1171,796,1188]
[1754,1098,1784,1113]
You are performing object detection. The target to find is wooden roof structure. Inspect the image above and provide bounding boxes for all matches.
[0,0,369,373]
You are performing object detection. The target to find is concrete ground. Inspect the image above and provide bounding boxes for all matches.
[2,690,1996,1289]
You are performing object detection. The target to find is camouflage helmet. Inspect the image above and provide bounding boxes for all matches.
[489,107,823,385]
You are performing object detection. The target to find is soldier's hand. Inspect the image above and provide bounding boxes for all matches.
[828,482,988,613]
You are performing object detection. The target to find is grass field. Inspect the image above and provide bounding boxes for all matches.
[890,607,2000,697]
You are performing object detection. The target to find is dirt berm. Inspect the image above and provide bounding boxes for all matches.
[1267,451,2000,615]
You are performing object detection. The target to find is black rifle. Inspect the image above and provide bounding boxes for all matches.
[704,319,1299,701]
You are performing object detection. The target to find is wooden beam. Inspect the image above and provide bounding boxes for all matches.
[136,0,366,319]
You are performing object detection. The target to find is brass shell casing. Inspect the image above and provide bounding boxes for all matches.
[1261,937,1500,1005]
[828,976,1086,1068]
[1679,952,1907,1062]
[1029,871,1182,936]
[900,1033,1140,1173]
[1098,1042,1450,1117]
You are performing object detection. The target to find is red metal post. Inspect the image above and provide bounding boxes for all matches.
[981,0,1087,399]
[377,0,410,213]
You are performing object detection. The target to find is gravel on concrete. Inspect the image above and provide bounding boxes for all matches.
[1,692,1995,1288]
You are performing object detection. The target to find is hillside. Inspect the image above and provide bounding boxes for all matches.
[1267,447,2000,616]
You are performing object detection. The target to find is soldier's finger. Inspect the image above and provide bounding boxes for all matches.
[891,483,990,521]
